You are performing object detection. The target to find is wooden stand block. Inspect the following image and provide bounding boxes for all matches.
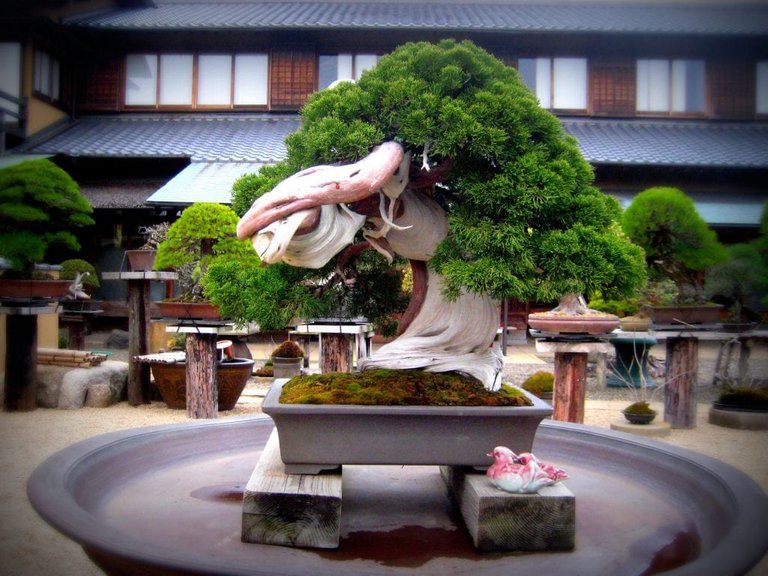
[242,429,342,549]
[664,336,698,429]
[441,466,575,552]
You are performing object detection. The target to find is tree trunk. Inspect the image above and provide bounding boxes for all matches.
[552,352,588,423]
[126,279,151,405]
[321,333,352,373]
[186,333,218,419]
[664,337,698,429]
[4,315,38,411]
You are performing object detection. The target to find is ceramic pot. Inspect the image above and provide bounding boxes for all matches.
[272,357,303,379]
[622,410,656,425]
[150,358,254,410]
[156,301,221,320]
[124,250,156,272]
[262,379,552,474]
[0,279,71,302]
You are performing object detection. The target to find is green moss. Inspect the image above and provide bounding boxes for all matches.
[279,369,532,407]
[521,371,554,396]
[624,401,656,415]
[717,387,768,410]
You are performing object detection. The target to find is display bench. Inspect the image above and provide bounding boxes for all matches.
[102,271,177,405]
[1,303,59,411]
[290,321,375,373]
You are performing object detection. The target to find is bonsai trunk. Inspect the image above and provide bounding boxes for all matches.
[551,294,590,315]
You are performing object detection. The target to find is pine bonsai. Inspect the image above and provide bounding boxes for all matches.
[0,159,94,276]
[621,187,728,304]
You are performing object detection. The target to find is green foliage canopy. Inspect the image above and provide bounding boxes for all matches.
[155,202,257,300]
[621,187,728,293]
[230,39,646,320]
[0,159,94,275]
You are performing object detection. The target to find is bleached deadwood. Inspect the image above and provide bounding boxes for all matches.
[237,141,503,388]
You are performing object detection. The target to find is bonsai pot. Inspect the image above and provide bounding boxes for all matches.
[527,314,620,335]
[0,279,71,302]
[123,250,156,272]
[622,410,657,425]
[60,299,102,313]
[150,358,254,410]
[271,357,303,379]
[262,379,553,474]
[648,304,723,326]
[156,301,221,320]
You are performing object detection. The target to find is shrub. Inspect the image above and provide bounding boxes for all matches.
[59,259,100,289]
[521,371,554,396]
[624,401,656,415]
[271,340,305,359]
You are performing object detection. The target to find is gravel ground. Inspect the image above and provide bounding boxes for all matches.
[0,334,765,576]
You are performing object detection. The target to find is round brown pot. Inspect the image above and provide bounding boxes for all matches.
[150,358,254,410]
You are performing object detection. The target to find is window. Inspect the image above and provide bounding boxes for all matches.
[636,59,706,114]
[0,43,21,118]
[757,62,768,115]
[34,48,60,101]
[125,53,269,108]
[318,53,379,89]
[518,57,587,110]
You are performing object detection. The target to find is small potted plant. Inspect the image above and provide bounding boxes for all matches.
[154,203,256,319]
[0,159,94,301]
[270,340,305,379]
[622,400,657,425]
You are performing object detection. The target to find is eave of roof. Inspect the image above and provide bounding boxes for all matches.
[19,114,299,163]
[18,113,768,170]
[62,2,768,36]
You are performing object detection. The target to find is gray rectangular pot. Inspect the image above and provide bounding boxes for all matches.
[262,379,553,474]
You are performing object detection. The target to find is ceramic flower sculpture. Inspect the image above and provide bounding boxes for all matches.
[486,446,568,494]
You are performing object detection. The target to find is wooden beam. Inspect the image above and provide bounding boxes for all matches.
[242,429,342,549]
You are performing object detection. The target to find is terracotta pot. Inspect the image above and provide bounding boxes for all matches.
[123,250,156,272]
[648,304,723,325]
[156,301,221,320]
[262,379,552,474]
[527,314,620,335]
[150,358,254,410]
[0,279,72,302]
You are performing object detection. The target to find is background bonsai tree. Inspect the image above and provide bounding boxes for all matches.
[154,202,256,301]
[225,39,646,386]
[59,258,100,294]
[0,159,94,277]
[621,186,728,304]
[705,243,767,323]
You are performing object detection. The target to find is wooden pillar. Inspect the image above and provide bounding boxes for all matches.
[186,332,218,419]
[126,279,151,405]
[553,352,588,423]
[664,336,698,429]
[321,333,352,373]
[4,314,38,411]
[61,315,86,350]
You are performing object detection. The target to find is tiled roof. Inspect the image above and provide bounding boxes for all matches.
[145,162,267,205]
[20,113,768,169]
[20,114,299,163]
[562,118,768,168]
[79,179,169,209]
[64,2,768,35]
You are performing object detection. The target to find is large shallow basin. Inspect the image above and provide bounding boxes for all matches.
[28,415,767,576]
[263,379,553,473]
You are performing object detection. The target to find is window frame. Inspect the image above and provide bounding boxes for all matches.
[757,61,768,116]
[317,53,380,90]
[517,56,589,113]
[123,52,270,110]
[635,58,708,117]
[33,48,61,104]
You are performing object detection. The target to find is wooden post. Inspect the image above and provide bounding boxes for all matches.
[553,352,588,423]
[664,336,698,429]
[186,332,218,419]
[4,314,38,411]
[321,333,352,373]
[126,279,151,405]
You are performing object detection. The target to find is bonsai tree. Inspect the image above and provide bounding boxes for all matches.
[0,159,94,277]
[271,340,305,359]
[59,259,100,291]
[154,202,256,301]
[621,187,728,304]
[227,40,646,387]
[705,243,767,323]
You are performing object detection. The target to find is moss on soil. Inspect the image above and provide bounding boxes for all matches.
[278,369,532,406]
[717,387,768,410]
